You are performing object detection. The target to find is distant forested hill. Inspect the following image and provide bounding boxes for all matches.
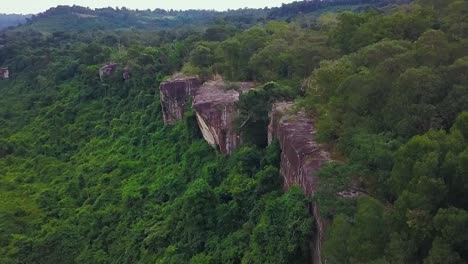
[13,0,399,33]
[267,0,411,19]
[0,14,30,29]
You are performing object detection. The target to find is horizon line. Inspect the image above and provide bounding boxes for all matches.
[1,2,297,16]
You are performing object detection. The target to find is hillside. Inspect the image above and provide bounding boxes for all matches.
[11,1,389,33]
[0,0,467,263]
[0,14,30,29]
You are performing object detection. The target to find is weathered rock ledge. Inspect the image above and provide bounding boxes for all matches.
[159,76,201,124]
[159,76,254,154]
[268,102,330,264]
[193,80,254,155]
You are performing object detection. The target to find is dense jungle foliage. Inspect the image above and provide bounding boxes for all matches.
[0,0,467,263]
[0,18,314,264]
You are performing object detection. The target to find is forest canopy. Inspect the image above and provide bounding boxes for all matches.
[0,0,467,263]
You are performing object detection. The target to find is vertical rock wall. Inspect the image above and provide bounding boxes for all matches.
[192,80,254,155]
[159,76,253,154]
[159,76,201,124]
[268,102,330,264]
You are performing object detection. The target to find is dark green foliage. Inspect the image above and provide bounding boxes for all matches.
[22,6,267,33]
[20,1,396,34]
[304,1,468,263]
[185,21,336,84]
[243,187,313,264]
[266,0,401,20]
[1,0,467,263]
[236,82,298,147]
[329,6,435,53]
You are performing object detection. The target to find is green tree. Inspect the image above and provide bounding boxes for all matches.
[348,197,388,263]
[323,214,351,264]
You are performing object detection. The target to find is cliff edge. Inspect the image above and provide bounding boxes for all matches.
[268,102,330,264]
[193,80,254,155]
[160,76,202,124]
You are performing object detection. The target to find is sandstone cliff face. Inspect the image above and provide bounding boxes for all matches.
[159,76,201,124]
[268,102,330,264]
[193,80,254,155]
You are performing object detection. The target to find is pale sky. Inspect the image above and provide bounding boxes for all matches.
[0,0,297,14]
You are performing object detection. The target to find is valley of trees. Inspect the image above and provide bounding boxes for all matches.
[0,0,467,263]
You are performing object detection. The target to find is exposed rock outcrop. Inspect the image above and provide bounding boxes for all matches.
[159,76,202,124]
[159,76,254,154]
[0,67,9,79]
[193,80,254,155]
[99,63,131,81]
[268,102,330,264]
[99,62,117,80]
[158,76,333,258]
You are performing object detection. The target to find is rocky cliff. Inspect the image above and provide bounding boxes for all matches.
[268,102,330,264]
[160,77,331,261]
[193,80,254,155]
[159,76,202,124]
[159,77,254,154]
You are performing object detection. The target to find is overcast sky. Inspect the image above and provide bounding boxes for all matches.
[1,0,297,14]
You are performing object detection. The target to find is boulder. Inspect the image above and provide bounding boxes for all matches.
[99,62,117,80]
[193,80,254,155]
[159,76,201,124]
